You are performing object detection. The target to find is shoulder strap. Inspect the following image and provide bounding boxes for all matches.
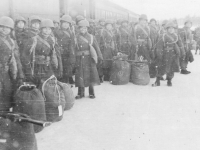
[63,30,71,38]
[0,37,14,51]
[137,25,149,37]
[37,35,51,48]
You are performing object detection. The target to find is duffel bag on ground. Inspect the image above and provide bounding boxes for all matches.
[13,83,46,133]
[57,81,75,111]
[41,75,65,122]
[130,62,150,85]
[110,60,130,85]
[0,117,37,150]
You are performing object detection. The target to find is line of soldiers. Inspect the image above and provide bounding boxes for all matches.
[88,15,195,87]
[0,13,196,110]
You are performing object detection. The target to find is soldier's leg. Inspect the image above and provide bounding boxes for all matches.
[103,68,109,81]
[180,58,190,74]
[152,65,165,87]
[166,72,174,87]
[89,86,95,99]
[75,87,85,99]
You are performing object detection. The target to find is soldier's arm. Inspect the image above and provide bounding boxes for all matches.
[155,37,164,60]
[21,38,34,65]
[14,45,24,79]
[93,36,103,60]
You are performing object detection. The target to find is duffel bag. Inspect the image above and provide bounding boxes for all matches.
[13,83,46,133]
[110,60,130,85]
[130,62,150,85]
[0,117,37,150]
[57,81,75,111]
[41,75,65,122]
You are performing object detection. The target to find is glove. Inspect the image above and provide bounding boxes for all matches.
[17,78,24,87]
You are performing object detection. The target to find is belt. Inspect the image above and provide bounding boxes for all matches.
[35,55,50,65]
[165,47,174,51]
[76,50,90,56]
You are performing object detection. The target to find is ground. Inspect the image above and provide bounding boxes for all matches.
[36,51,200,150]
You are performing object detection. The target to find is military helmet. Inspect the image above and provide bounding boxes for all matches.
[60,15,72,23]
[184,19,192,25]
[40,19,54,28]
[0,16,14,29]
[121,19,129,24]
[76,15,85,24]
[30,15,41,23]
[150,18,156,23]
[105,19,113,26]
[162,20,168,26]
[89,19,95,23]
[139,14,148,21]
[165,22,175,29]
[78,20,89,27]
[116,19,122,25]
[15,16,26,24]
[99,18,105,23]
[53,19,60,24]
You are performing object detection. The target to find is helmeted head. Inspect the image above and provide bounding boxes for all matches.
[162,20,168,27]
[60,15,72,29]
[121,19,128,27]
[75,15,85,25]
[99,18,105,26]
[78,20,89,34]
[184,19,192,28]
[139,14,148,25]
[53,19,60,28]
[40,19,54,36]
[0,16,14,35]
[15,16,26,29]
[149,18,156,26]
[30,15,41,30]
[105,19,113,30]
[166,22,175,34]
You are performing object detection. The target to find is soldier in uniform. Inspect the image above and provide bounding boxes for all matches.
[113,19,121,51]
[149,18,159,78]
[75,20,103,99]
[179,20,194,74]
[193,26,200,54]
[22,19,60,87]
[26,15,41,39]
[99,19,118,81]
[118,19,132,57]
[153,22,184,87]
[159,20,168,36]
[88,19,96,36]
[95,18,105,45]
[133,14,153,62]
[0,16,24,111]
[54,15,75,84]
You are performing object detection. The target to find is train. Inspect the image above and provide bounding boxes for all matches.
[0,0,139,22]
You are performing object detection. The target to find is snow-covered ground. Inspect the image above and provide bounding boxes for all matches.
[36,51,200,150]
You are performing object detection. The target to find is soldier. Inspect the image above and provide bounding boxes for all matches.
[193,26,200,54]
[75,15,85,35]
[13,16,27,55]
[158,20,168,36]
[95,18,105,45]
[88,19,96,35]
[179,20,194,74]
[153,22,184,87]
[75,20,103,99]
[113,19,121,51]
[0,16,24,111]
[99,19,118,81]
[149,18,159,78]
[133,14,153,62]
[54,15,75,84]
[22,19,60,87]
[118,19,132,57]
[26,15,41,38]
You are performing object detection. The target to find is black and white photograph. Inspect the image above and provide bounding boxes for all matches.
[0,0,200,149]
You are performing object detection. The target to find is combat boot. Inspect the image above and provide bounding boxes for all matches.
[152,77,160,87]
[167,79,172,87]
[181,69,191,74]
[75,87,85,99]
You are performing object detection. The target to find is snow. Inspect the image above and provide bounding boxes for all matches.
[36,50,200,150]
